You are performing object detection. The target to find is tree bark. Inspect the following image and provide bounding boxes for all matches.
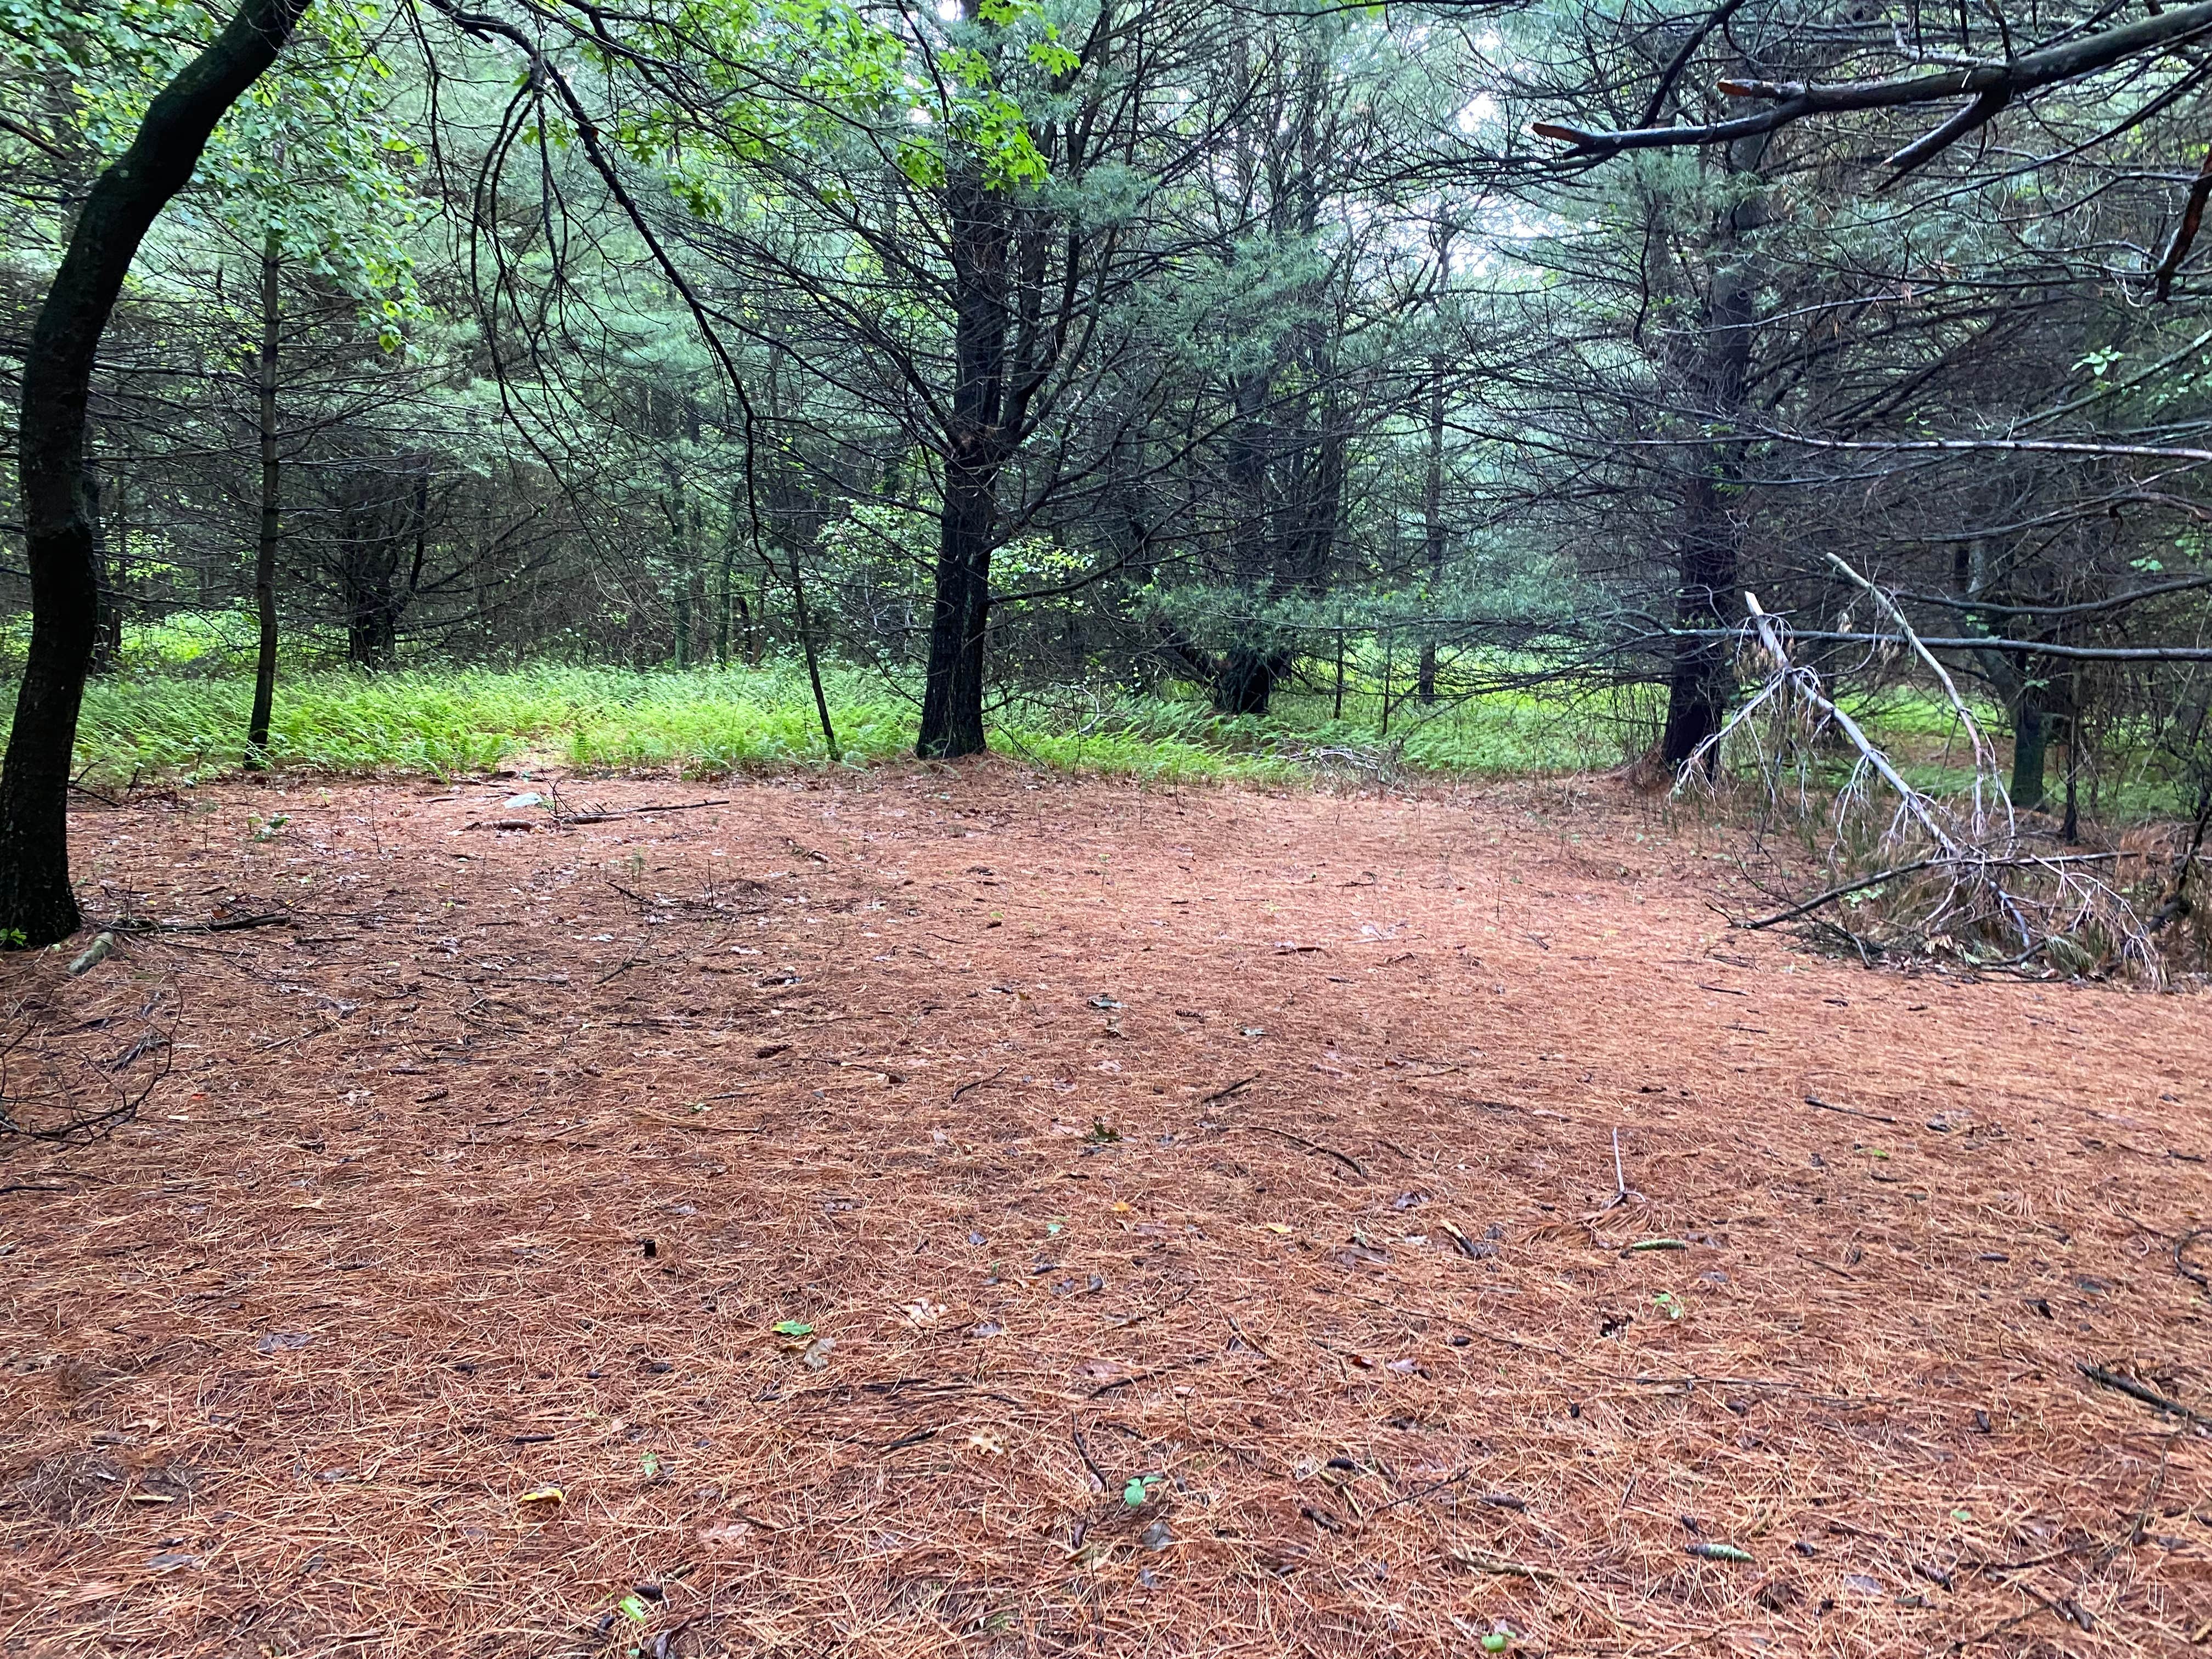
[1660,156,1767,770]
[2011,698,2049,810]
[1418,347,1446,703]
[246,231,281,768]
[1,0,313,946]
[917,159,1009,760]
[1215,647,1279,717]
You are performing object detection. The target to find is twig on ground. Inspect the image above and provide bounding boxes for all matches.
[1197,1073,1260,1107]
[1447,1547,1568,1582]
[1224,1311,1273,1358]
[1804,1094,1898,1125]
[2176,1228,2209,1288]
[1229,1124,1367,1178]
[2078,1362,2212,1426]
[951,1067,1007,1102]
[563,798,730,825]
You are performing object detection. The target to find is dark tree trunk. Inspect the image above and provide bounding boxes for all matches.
[1215,648,1279,718]
[1658,465,1741,768]
[1418,348,1447,704]
[917,157,1009,760]
[246,233,280,768]
[2011,698,2048,811]
[1,0,312,947]
[1659,149,1765,772]
[1956,538,2050,811]
[347,604,398,669]
[1210,371,1276,717]
[919,463,995,756]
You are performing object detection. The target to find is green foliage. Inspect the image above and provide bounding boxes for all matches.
[35,657,1654,788]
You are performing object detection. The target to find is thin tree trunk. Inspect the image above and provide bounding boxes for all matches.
[246,231,281,769]
[716,498,736,665]
[1418,348,1446,703]
[1,0,313,946]
[86,465,119,674]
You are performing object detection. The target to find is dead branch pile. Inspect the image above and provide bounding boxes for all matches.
[1683,588,2209,981]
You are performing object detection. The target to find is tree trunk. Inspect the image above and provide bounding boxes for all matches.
[246,232,280,768]
[918,462,995,756]
[91,465,131,672]
[0,0,313,947]
[2011,698,2048,811]
[1216,647,1278,718]
[716,501,737,665]
[87,466,120,674]
[1658,464,1742,768]
[347,602,397,668]
[916,157,1009,760]
[1418,347,1446,704]
[1660,150,1766,771]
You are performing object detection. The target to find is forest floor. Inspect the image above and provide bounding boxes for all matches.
[1,766,2208,1658]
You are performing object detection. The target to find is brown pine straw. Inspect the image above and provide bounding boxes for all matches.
[1,766,2206,1656]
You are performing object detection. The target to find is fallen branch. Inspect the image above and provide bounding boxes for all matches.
[562,798,730,825]
[112,911,292,934]
[2079,1361,2212,1426]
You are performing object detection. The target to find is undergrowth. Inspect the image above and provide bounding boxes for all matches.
[30,648,2142,804]
[46,657,1657,787]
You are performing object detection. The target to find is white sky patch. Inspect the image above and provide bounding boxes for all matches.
[1456,93,1499,133]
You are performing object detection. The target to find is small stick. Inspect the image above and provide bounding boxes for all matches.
[1448,1547,1567,1583]
[1069,1427,1110,1493]
[1198,1073,1260,1107]
[563,798,731,824]
[1224,1311,1273,1358]
[1803,1094,1898,1126]
[632,1109,765,1135]
[1605,1127,1643,1207]
[1231,1124,1366,1178]
[951,1066,1007,1103]
[2175,1227,2209,1288]
[2078,1362,2212,1426]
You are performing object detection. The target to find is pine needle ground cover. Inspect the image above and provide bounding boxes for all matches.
[1,769,2205,1656]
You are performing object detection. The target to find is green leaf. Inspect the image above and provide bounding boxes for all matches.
[618,1594,652,1621]
[772,1319,815,1337]
[1123,1477,1147,1507]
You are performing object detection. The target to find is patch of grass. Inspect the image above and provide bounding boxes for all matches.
[45,659,1642,788]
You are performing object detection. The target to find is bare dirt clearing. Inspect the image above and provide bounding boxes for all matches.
[2,769,2208,1657]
